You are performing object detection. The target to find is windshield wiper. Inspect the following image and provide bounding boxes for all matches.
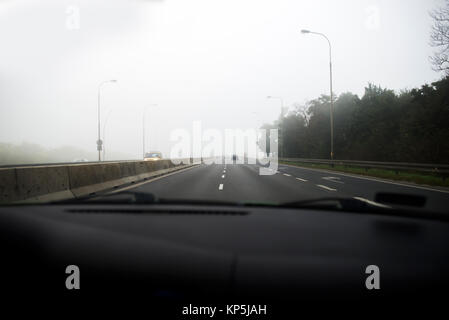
[281,197,389,211]
[55,191,240,206]
[280,197,449,222]
[54,193,448,222]
[54,191,158,205]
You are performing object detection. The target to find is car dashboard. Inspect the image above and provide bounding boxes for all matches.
[0,203,448,314]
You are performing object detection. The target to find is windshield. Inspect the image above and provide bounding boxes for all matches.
[1,0,449,214]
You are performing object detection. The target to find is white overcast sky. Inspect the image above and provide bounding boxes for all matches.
[0,0,445,159]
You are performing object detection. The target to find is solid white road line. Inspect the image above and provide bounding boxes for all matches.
[108,165,200,194]
[296,177,308,182]
[316,184,337,191]
[219,184,224,190]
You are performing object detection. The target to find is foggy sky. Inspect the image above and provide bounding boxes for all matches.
[0,0,445,159]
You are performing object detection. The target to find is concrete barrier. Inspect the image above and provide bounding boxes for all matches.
[0,159,198,204]
[69,160,179,198]
[0,165,73,203]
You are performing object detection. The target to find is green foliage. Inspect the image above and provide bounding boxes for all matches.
[271,76,449,163]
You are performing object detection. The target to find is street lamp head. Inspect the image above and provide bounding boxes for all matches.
[301,29,311,34]
[268,96,283,101]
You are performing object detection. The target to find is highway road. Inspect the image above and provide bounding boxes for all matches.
[119,163,449,213]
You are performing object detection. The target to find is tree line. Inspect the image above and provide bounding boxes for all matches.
[262,76,449,164]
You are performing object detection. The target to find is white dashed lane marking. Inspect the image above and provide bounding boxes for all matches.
[322,176,344,184]
[219,184,224,190]
[316,184,337,191]
[296,177,308,182]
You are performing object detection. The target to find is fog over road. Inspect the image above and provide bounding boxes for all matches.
[122,163,449,213]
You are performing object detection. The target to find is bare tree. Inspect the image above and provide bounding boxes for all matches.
[430,0,449,75]
[292,102,310,126]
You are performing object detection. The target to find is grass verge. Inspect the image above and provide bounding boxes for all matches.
[280,161,449,188]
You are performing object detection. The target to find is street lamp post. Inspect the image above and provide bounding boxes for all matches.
[301,29,334,160]
[97,79,117,161]
[267,96,284,158]
[143,104,158,159]
[102,110,113,161]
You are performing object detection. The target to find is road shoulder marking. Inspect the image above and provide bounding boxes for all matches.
[107,164,201,194]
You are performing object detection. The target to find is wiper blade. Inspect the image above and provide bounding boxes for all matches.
[281,197,389,212]
[54,191,158,205]
[157,198,240,207]
[54,192,241,206]
[54,194,448,222]
[281,197,449,222]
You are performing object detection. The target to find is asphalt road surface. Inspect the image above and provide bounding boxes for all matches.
[122,163,449,213]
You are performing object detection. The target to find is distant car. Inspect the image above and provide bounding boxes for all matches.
[232,154,238,161]
[144,151,162,161]
[72,158,89,162]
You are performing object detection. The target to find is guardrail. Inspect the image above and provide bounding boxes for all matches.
[0,157,203,169]
[280,158,449,176]
[0,160,141,169]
